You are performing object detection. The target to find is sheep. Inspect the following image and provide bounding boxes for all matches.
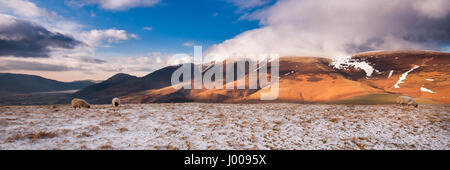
[396,96,418,108]
[112,97,120,107]
[71,98,90,109]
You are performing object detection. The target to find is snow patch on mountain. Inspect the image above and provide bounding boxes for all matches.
[388,70,394,79]
[421,86,436,93]
[394,65,420,88]
[330,56,377,77]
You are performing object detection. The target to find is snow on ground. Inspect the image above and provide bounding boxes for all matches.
[388,70,394,79]
[284,71,294,76]
[421,87,436,93]
[0,103,448,150]
[330,56,377,77]
[394,65,420,88]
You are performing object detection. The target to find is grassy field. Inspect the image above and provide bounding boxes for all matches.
[1,103,448,150]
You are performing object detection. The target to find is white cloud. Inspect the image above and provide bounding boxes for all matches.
[207,0,450,60]
[0,0,58,18]
[412,0,450,19]
[80,29,138,47]
[76,0,161,11]
[183,42,195,47]
[93,52,185,75]
[0,0,147,81]
[227,0,272,10]
[0,51,178,80]
[143,26,153,31]
[90,11,96,17]
[0,0,85,38]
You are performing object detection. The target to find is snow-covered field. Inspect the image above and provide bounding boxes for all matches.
[0,103,448,150]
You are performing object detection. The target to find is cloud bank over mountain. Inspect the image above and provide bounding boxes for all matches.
[206,0,450,58]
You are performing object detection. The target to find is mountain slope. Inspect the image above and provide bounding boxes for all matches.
[122,50,450,104]
[72,65,191,104]
[352,50,450,103]
[72,73,139,104]
[0,73,95,94]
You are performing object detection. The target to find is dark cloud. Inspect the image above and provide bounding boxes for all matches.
[79,57,107,64]
[0,60,73,71]
[0,16,81,58]
[402,14,450,45]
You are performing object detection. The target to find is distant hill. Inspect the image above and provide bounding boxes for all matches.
[0,73,95,94]
[0,73,96,105]
[72,64,191,104]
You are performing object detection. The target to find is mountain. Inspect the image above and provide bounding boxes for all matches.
[1,51,447,105]
[0,73,95,94]
[121,50,449,104]
[0,73,96,105]
[72,73,139,104]
[72,65,190,104]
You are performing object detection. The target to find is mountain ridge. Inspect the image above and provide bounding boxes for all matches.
[120,50,450,104]
[0,73,95,94]
[1,50,448,105]
[72,64,193,104]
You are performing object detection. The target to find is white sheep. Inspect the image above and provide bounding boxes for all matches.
[112,97,120,107]
[71,98,90,109]
[396,96,418,108]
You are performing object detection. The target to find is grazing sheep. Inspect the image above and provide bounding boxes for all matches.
[396,96,418,108]
[112,97,120,107]
[71,98,90,109]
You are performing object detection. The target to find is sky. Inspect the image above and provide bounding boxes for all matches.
[0,0,448,82]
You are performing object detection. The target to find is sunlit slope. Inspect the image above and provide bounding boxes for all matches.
[121,50,449,104]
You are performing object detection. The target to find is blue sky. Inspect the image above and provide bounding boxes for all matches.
[35,0,269,55]
[0,0,278,81]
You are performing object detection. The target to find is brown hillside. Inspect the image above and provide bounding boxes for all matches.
[121,50,449,104]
